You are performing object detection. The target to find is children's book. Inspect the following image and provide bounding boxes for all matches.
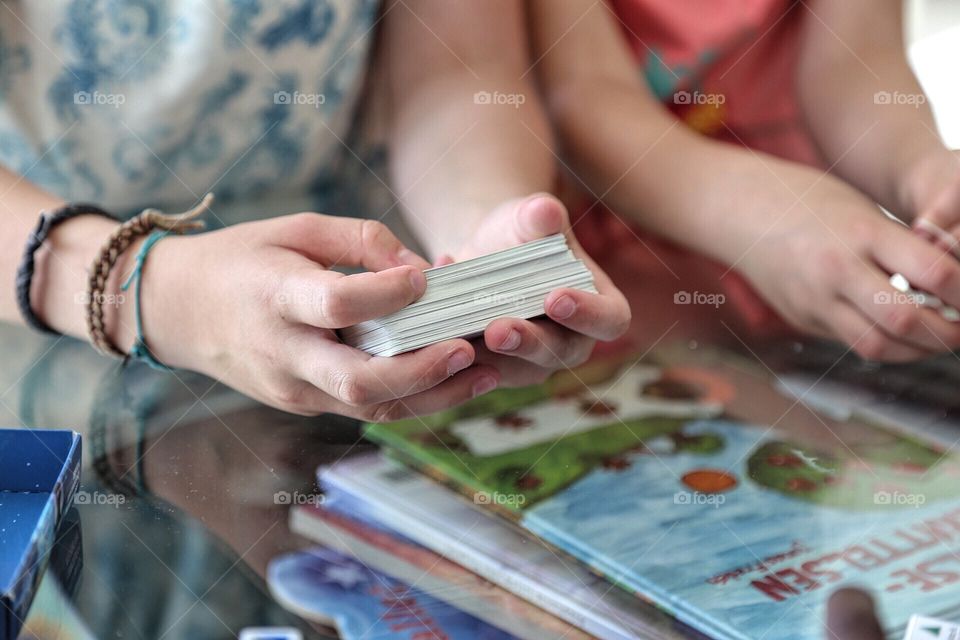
[363,345,960,640]
[318,454,691,640]
[290,494,592,640]
[267,546,516,639]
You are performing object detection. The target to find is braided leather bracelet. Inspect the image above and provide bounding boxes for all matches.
[86,194,211,358]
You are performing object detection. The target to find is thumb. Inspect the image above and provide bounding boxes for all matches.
[459,193,568,260]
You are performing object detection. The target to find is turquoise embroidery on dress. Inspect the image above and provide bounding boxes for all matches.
[642,46,718,99]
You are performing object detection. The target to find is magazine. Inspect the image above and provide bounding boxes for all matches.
[267,546,515,639]
[291,495,592,640]
[363,346,960,639]
[317,457,688,640]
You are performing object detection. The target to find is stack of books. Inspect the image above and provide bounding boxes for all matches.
[278,247,960,639]
[339,234,596,357]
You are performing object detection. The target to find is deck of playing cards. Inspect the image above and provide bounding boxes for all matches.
[339,234,596,357]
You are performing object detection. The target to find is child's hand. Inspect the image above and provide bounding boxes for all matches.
[741,187,960,361]
[909,150,960,254]
[143,214,499,418]
[454,194,631,386]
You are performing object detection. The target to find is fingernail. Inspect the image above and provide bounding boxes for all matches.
[447,350,472,376]
[408,268,426,291]
[498,329,521,352]
[472,375,498,397]
[550,295,576,320]
[914,226,936,243]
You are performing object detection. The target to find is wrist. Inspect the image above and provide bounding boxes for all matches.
[135,233,209,371]
[32,215,121,339]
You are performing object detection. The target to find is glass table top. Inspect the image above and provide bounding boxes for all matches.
[4,256,960,640]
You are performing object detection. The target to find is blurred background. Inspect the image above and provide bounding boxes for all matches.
[908,0,960,147]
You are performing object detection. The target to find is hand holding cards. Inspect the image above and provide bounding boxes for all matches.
[340,235,596,357]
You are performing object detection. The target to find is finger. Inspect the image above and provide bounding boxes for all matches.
[550,198,633,321]
[483,317,595,369]
[827,299,930,362]
[914,217,960,257]
[474,344,554,387]
[915,178,960,253]
[269,214,431,270]
[825,588,884,640]
[873,225,960,309]
[359,365,501,422]
[282,266,426,328]
[842,264,960,351]
[459,193,566,259]
[458,194,631,341]
[543,287,631,341]
[296,337,478,407]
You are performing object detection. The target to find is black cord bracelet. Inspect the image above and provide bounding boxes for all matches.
[16,203,116,334]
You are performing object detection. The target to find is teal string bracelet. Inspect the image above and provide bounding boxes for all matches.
[120,230,171,371]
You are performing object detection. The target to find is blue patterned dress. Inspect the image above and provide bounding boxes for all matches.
[0,0,381,223]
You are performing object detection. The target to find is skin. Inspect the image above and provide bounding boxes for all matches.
[0,1,629,419]
[825,588,885,640]
[383,0,631,387]
[529,0,960,362]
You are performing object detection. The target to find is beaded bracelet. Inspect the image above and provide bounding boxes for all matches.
[15,204,116,334]
[86,194,212,360]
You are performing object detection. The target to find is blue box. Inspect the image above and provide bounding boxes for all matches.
[0,429,81,640]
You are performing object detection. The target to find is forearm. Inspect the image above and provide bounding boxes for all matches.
[797,0,950,219]
[389,71,555,257]
[548,78,869,268]
[0,166,136,347]
[382,0,556,258]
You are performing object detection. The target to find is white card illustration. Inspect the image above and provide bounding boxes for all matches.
[451,365,725,456]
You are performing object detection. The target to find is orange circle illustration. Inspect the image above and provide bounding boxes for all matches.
[682,469,738,493]
[659,367,737,405]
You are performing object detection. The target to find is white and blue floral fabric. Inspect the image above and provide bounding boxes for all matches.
[0,0,380,222]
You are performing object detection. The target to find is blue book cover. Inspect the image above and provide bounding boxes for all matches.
[267,546,516,639]
[0,428,81,639]
[365,347,960,639]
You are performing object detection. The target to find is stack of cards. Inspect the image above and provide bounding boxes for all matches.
[339,234,596,357]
